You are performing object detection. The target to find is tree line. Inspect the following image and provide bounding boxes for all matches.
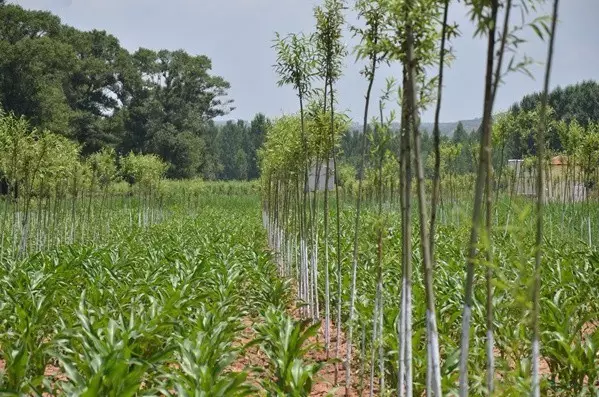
[339,80,599,182]
[0,3,268,180]
[2,3,597,184]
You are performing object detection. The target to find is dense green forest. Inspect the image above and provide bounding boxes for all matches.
[1,3,599,182]
[0,3,267,180]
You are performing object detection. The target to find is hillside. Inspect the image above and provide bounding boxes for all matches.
[420,118,482,135]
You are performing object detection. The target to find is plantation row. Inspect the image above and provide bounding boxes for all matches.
[0,112,263,258]
[0,195,324,396]
[265,193,599,396]
[259,0,599,396]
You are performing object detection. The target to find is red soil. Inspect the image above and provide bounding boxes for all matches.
[227,313,367,397]
[304,320,374,397]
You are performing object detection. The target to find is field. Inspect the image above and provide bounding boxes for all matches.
[264,187,599,397]
[1,0,597,395]
[0,178,597,396]
[0,188,327,396]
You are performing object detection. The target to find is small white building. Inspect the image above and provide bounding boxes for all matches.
[307,159,335,191]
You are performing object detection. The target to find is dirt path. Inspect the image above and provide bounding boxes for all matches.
[305,321,374,397]
[228,311,373,397]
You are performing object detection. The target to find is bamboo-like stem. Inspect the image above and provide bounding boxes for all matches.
[532,1,559,395]
[404,7,441,393]
[459,1,498,395]
[345,37,379,395]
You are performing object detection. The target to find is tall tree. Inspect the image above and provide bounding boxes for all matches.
[123,48,233,178]
[383,0,447,394]
[314,0,346,364]
[248,113,268,179]
[273,31,316,317]
[452,121,468,143]
[459,1,499,395]
[0,4,235,178]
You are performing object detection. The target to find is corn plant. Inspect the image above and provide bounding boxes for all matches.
[255,306,322,396]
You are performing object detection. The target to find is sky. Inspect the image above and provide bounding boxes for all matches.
[11,0,599,124]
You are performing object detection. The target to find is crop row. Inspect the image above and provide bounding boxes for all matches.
[265,195,599,396]
[0,195,320,396]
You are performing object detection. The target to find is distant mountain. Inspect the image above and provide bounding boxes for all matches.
[421,118,482,136]
[350,117,482,136]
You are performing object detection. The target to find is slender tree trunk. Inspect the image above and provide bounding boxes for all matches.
[532,1,558,395]
[398,68,413,398]
[18,171,34,257]
[359,324,367,395]
[346,44,379,397]
[485,2,511,391]
[377,101,386,396]
[295,177,302,293]
[311,157,322,321]
[405,12,442,394]
[323,75,332,358]
[369,281,380,397]
[459,2,498,395]
[333,145,343,384]
[371,101,386,397]
[299,92,310,319]
[484,148,495,395]
[376,151,385,396]
[429,0,450,261]
[494,139,507,204]
[333,85,345,384]
[0,182,10,260]
[324,148,332,355]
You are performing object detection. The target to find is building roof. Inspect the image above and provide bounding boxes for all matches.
[551,155,568,166]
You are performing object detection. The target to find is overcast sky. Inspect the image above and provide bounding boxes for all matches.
[11,0,599,124]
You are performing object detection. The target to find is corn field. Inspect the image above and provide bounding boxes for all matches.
[0,188,331,396]
[3,0,599,397]
[1,114,323,396]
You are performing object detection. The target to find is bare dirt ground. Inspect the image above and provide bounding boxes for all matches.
[228,313,369,397]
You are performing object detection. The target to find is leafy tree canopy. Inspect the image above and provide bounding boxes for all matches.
[0,4,249,179]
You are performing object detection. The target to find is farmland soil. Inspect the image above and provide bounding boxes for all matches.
[228,315,371,397]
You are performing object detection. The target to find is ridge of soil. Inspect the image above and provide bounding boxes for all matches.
[228,307,371,397]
